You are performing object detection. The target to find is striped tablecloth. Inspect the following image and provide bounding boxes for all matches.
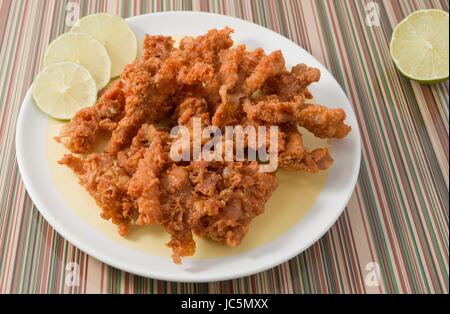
[0,0,448,294]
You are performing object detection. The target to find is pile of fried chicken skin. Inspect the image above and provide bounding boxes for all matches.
[56,28,351,263]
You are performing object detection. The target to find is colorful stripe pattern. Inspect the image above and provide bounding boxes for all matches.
[0,0,448,293]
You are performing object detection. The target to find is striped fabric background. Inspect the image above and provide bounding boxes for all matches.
[0,0,448,293]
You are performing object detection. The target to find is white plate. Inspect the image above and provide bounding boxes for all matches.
[16,11,361,282]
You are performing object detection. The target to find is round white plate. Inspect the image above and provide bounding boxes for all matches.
[16,11,361,282]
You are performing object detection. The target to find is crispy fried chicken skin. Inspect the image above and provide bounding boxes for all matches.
[57,28,351,263]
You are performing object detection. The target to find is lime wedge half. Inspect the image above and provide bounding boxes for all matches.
[32,62,97,120]
[390,9,449,84]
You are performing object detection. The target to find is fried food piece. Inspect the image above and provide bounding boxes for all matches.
[178,62,215,85]
[174,27,234,88]
[242,95,351,139]
[160,165,197,263]
[174,97,210,128]
[297,104,352,139]
[211,49,285,127]
[243,50,285,94]
[179,27,234,64]
[108,30,235,154]
[56,80,125,153]
[58,152,133,236]
[209,46,247,126]
[188,162,277,246]
[107,55,169,154]
[211,48,286,127]
[171,97,212,162]
[143,35,174,61]
[263,64,321,101]
[57,27,352,263]
[205,47,263,108]
[116,123,155,174]
[211,100,244,128]
[217,45,247,93]
[107,35,183,154]
[278,125,333,172]
[128,125,170,225]
[56,108,99,154]
[159,161,277,262]
[242,95,306,124]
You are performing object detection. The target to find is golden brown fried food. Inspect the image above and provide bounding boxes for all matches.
[174,97,210,128]
[243,95,305,124]
[56,80,125,153]
[57,27,351,263]
[278,125,333,172]
[107,43,172,154]
[159,161,277,263]
[143,35,174,61]
[127,125,170,225]
[243,96,351,139]
[179,27,234,63]
[297,104,352,139]
[188,161,277,247]
[211,48,286,127]
[262,64,320,101]
[58,152,134,236]
[243,50,285,94]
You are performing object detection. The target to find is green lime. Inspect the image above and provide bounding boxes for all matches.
[32,62,97,120]
[390,9,449,84]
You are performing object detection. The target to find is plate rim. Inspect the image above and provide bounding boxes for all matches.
[15,11,362,282]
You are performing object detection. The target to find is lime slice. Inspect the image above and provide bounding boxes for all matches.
[32,62,97,120]
[390,9,449,84]
[71,13,137,77]
[44,32,111,90]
